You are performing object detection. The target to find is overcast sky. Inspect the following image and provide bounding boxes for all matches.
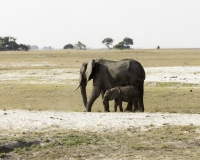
[1,0,200,49]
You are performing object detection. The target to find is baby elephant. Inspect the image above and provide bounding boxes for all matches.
[103,86,140,112]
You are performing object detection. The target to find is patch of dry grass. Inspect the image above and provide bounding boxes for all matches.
[144,84,200,113]
[0,126,200,159]
[0,82,200,113]
[0,49,200,69]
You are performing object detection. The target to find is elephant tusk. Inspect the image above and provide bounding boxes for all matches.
[73,84,81,91]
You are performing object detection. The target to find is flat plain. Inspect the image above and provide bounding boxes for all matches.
[0,49,200,159]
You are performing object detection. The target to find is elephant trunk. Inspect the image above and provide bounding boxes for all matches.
[80,77,87,108]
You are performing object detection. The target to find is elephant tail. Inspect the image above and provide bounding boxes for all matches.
[136,63,146,82]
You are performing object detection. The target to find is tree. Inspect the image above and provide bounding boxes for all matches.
[123,37,133,48]
[0,37,6,50]
[64,44,73,49]
[157,46,160,49]
[102,37,113,49]
[113,41,125,49]
[9,37,17,42]
[19,44,30,51]
[0,42,6,50]
[74,41,86,50]
[3,37,9,44]
[0,36,29,51]
[6,41,19,50]
[113,37,134,50]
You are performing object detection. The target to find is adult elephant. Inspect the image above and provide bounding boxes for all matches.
[73,59,145,112]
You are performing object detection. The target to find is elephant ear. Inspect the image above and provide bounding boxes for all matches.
[110,87,120,100]
[85,59,95,82]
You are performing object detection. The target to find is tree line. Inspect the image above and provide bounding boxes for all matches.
[63,37,134,50]
[0,36,160,51]
[0,36,30,51]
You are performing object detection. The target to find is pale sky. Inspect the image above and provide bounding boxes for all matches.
[1,0,200,49]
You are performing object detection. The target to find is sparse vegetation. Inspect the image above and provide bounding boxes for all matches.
[0,83,199,113]
[0,126,200,159]
[0,153,6,158]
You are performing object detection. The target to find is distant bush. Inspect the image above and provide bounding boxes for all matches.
[74,41,86,50]
[43,46,54,50]
[64,44,73,49]
[30,45,39,50]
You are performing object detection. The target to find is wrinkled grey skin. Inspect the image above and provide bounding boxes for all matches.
[103,86,140,112]
[73,59,145,112]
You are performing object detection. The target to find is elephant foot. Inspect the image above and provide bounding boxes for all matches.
[104,110,110,112]
[86,107,92,112]
[124,109,132,112]
[138,107,144,112]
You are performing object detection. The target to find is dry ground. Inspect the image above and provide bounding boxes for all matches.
[0,49,200,159]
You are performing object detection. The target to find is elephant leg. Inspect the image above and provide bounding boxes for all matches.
[133,99,139,112]
[101,90,105,99]
[138,94,144,112]
[139,100,144,112]
[124,102,132,112]
[86,87,101,112]
[118,100,123,112]
[103,100,110,112]
[119,103,123,112]
[139,82,144,112]
[114,99,117,112]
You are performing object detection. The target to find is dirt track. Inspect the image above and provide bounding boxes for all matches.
[0,66,200,84]
[1,110,200,134]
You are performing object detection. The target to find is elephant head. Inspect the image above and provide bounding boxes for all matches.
[103,87,121,101]
[103,87,120,105]
[73,59,95,107]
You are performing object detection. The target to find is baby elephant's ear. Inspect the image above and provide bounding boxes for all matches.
[110,88,120,100]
